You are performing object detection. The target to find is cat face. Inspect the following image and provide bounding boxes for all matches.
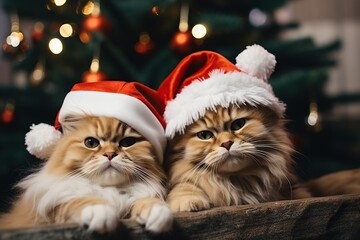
[47,116,164,187]
[168,104,291,175]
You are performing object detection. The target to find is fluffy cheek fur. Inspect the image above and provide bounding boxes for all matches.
[47,133,161,187]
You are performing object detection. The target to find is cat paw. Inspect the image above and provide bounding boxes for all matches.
[134,202,173,234]
[80,204,118,233]
[169,195,211,212]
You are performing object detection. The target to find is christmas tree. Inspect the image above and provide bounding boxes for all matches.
[1,0,359,211]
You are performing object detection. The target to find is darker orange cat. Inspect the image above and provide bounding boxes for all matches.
[165,104,310,212]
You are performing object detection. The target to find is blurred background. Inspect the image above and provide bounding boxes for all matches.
[0,0,359,212]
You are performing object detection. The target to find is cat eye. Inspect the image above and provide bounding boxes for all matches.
[196,130,214,140]
[84,137,100,148]
[231,118,246,131]
[119,137,138,147]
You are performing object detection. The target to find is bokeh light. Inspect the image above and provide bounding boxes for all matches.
[59,23,73,38]
[82,1,95,15]
[249,8,267,26]
[54,0,66,7]
[192,24,207,39]
[48,38,63,54]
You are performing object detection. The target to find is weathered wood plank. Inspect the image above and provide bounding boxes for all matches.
[1,194,360,240]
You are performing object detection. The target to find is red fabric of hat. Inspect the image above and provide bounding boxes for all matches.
[158,51,239,105]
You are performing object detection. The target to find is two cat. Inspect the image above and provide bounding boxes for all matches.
[2,45,356,233]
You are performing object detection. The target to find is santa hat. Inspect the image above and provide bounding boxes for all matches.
[158,44,285,138]
[25,81,166,163]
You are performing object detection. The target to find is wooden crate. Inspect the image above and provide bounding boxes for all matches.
[0,194,359,240]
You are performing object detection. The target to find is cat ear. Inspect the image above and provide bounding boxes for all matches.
[25,123,62,160]
[235,44,276,81]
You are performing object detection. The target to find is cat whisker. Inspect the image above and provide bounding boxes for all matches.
[113,160,136,183]
[284,174,293,200]
[191,161,210,190]
[132,166,163,198]
[175,155,220,198]
[174,160,206,192]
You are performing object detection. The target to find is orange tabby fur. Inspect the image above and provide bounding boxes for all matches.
[0,116,172,233]
[304,168,360,197]
[165,104,311,212]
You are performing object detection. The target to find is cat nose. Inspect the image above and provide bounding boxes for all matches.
[103,152,118,160]
[220,141,233,150]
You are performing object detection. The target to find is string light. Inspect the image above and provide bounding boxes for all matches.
[59,23,73,38]
[82,44,106,82]
[6,13,23,47]
[30,59,45,85]
[91,0,100,17]
[48,38,63,54]
[192,24,207,39]
[82,1,95,15]
[307,101,319,126]
[90,57,100,72]
[2,12,28,59]
[81,0,110,37]
[53,0,67,7]
[306,100,321,131]
[6,32,23,47]
[179,3,189,32]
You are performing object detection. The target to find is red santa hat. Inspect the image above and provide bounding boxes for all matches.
[25,81,166,163]
[158,44,285,138]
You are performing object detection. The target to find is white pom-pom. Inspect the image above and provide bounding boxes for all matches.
[235,44,276,81]
[25,123,62,160]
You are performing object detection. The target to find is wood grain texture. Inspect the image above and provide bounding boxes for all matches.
[1,194,359,240]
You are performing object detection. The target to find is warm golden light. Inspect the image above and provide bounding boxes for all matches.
[90,57,100,72]
[48,38,63,54]
[32,69,44,82]
[31,61,45,85]
[178,3,189,32]
[179,22,188,33]
[59,23,73,38]
[6,33,19,47]
[54,0,67,7]
[192,24,207,39]
[307,102,319,126]
[82,1,95,15]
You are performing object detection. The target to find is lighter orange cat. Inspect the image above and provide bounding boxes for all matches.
[165,104,310,212]
[0,116,172,233]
